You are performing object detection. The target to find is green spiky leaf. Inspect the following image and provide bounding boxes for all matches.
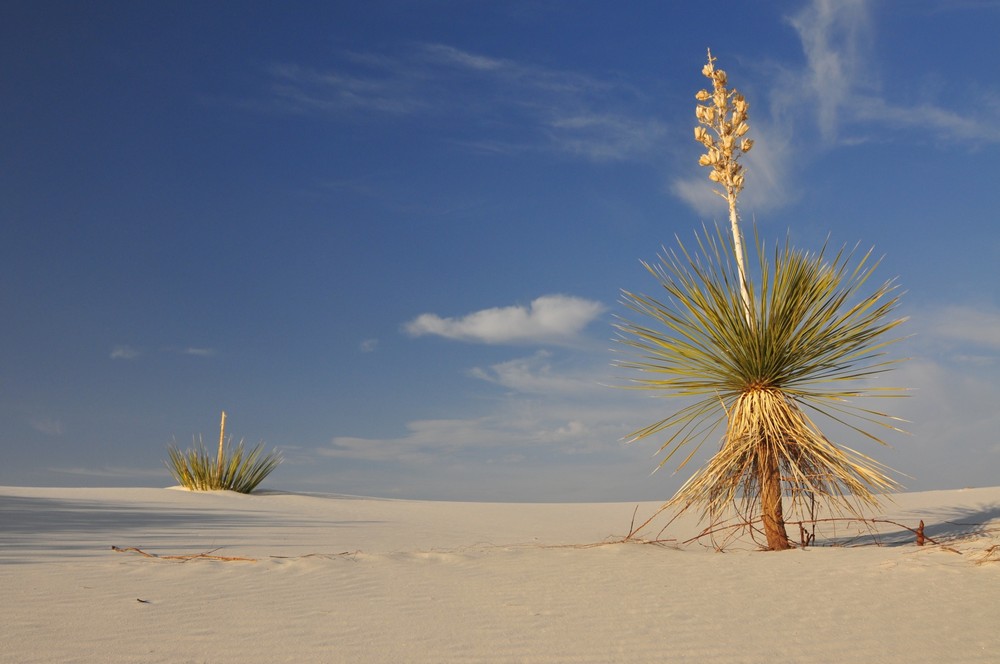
[616,225,907,520]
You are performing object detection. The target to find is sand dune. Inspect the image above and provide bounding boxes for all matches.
[2,485,998,663]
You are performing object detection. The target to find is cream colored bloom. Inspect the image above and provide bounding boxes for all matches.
[694,49,752,198]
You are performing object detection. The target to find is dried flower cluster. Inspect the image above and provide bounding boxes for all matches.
[694,49,753,200]
[694,48,754,323]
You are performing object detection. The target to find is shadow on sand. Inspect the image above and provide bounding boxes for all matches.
[0,491,384,564]
[811,503,1000,548]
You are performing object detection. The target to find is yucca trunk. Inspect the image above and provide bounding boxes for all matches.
[736,389,792,550]
[757,440,791,550]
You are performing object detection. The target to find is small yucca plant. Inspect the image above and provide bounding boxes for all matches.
[165,412,282,493]
[616,50,907,550]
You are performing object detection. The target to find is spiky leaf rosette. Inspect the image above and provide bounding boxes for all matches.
[616,225,907,521]
[166,437,282,494]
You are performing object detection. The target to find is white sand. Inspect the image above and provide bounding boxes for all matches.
[2,486,998,663]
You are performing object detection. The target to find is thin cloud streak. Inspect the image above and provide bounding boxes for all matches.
[321,401,651,465]
[111,345,216,360]
[469,351,604,396]
[319,348,662,467]
[180,347,216,357]
[110,345,140,360]
[30,419,64,436]
[264,43,667,162]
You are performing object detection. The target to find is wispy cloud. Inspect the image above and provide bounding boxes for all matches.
[405,295,606,345]
[322,349,658,462]
[891,355,1000,487]
[784,0,1000,144]
[263,43,667,162]
[111,345,216,360]
[321,412,619,465]
[30,418,63,436]
[674,0,1000,216]
[925,305,1000,351]
[908,304,1000,365]
[325,304,1000,494]
[110,346,217,360]
[311,345,708,501]
[179,347,216,357]
[360,338,379,353]
[110,345,140,360]
[266,62,428,115]
[785,0,874,143]
[320,381,646,466]
[468,350,604,395]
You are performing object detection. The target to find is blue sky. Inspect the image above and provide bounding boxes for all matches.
[2,0,999,501]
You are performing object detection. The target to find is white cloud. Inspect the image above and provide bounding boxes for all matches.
[360,338,379,353]
[784,0,1000,145]
[405,295,606,345]
[468,351,604,395]
[110,345,140,360]
[785,0,874,143]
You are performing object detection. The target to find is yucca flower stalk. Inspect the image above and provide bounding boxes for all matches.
[695,49,754,325]
[616,51,907,550]
[217,411,227,480]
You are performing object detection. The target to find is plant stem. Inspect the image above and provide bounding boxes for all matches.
[727,189,752,328]
[217,411,226,482]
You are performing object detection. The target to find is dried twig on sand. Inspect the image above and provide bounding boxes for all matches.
[111,545,257,562]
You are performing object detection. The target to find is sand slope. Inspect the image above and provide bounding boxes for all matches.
[2,486,998,663]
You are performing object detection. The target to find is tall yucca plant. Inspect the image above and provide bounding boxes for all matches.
[616,51,907,550]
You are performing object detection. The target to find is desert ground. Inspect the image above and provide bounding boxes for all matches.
[2,485,998,663]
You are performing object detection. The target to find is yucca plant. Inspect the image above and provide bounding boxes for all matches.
[165,411,282,493]
[616,51,907,550]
